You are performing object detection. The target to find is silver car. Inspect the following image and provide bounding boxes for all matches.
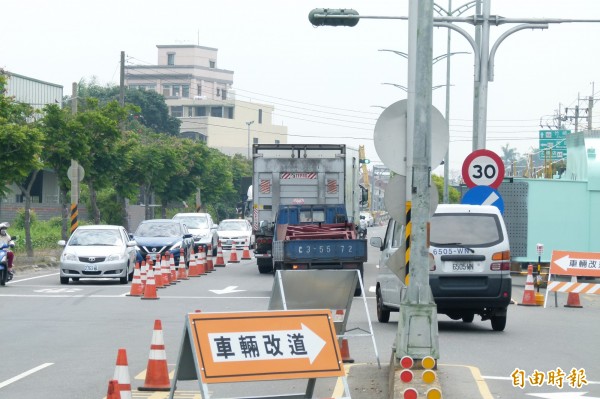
[58,225,137,284]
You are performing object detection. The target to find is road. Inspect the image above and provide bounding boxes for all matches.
[1,225,599,399]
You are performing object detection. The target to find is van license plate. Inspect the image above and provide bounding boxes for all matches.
[452,263,474,271]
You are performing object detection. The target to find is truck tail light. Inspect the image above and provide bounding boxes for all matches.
[490,250,511,271]
[291,264,308,270]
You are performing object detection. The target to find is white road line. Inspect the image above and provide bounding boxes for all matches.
[0,363,54,389]
[7,272,59,284]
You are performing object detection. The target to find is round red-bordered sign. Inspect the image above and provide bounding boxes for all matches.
[462,149,505,189]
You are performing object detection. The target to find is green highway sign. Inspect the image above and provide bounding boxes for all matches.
[539,129,570,161]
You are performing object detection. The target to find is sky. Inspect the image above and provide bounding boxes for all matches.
[2,0,600,178]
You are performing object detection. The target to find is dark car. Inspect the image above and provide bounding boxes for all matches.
[132,219,194,267]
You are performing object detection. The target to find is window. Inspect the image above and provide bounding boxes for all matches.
[222,89,227,100]
[197,85,202,96]
[253,137,259,144]
[182,85,190,98]
[275,140,280,144]
[167,53,175,65]
[225,107,234,119]
[187,107,193,117]
[258,109,263,124]
[172,85,180,97]
[210,107,223,117]
[209,60,216,68]
[195,106,207,117]
[171,106,183,118]
[216,88,221,97]
[162,85,171,97]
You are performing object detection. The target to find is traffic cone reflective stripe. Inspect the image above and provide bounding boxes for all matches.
[564,276,583,308]
[141,266,159,300]
[113,348,132,399]
[177,249,189,280]
[138,320,171,391]
[241,242,252,260]
[215,241,226,267]
[106,379,121,399]
[140,261,147,290]
[519,264,539,306]
[228,244,240,263]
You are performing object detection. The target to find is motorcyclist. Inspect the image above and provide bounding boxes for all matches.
[0,223,15,276]
[358,215,368,238]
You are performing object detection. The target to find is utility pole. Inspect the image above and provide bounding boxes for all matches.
[70,83,79,235]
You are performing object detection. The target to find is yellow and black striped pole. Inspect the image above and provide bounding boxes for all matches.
[404,201,411,286]
[70,203,79,234]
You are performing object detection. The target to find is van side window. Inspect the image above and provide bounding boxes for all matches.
[391,222,404,248]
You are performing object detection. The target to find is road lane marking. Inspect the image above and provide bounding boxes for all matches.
[6,272,59,283]
[0,363,53,389]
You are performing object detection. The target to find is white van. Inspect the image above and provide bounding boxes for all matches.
[371,204,512,331]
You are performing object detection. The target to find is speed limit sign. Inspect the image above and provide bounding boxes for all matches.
[462,149,505,189]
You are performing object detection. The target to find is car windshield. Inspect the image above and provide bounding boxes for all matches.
[69,229,122,246]
[175,216,208,229]
[135,223,181,237]
[430,213,502,246]
[219,221,247,231]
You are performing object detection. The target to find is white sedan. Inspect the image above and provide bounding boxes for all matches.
[217,219,255,249]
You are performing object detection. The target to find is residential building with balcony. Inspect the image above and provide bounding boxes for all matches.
[125,44,287,156]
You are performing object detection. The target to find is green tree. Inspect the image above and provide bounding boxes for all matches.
[432,174,460,204]
[0,73,45,255]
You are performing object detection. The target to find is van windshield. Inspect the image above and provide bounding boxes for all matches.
[430,213,502,246]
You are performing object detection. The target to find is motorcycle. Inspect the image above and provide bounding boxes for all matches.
[358,226,367,239]
[0,241,15,286]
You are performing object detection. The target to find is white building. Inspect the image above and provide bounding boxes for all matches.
[125,44,287,156]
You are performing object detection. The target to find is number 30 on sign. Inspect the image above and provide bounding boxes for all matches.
[462,149,505,189]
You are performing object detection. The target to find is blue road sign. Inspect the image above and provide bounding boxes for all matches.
[461,186,504,214]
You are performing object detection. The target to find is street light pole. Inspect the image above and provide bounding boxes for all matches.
[246,121,254,160]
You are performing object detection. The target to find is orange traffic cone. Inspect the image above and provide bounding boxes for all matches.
[106,379,121,399]
[340,338,354,363]
[188,249,200,277]
[177,248,189,280]
[168,253,178,283]
[206,244,214,272]
[198,247,207,275]
[241,242,252,260]
[127,263,144,297]
[152,259,164,289]
[112,349,132,399]
[138,320,171,392]
[160,255,171,286]
[215,241,226,267]
[519,264,539,306]
[228,243,240,263]
[564,276,583,308]
[141,266,159,300]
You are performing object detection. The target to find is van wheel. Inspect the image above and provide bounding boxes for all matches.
[491,315,506,331]
[376,288,390,323]
[462,313,475,323]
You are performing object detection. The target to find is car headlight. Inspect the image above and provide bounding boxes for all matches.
[63,253,77,261]
[106,253,124,261]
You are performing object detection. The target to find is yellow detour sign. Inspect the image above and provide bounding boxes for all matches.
[186,310,343,384]
[550,250,600,278]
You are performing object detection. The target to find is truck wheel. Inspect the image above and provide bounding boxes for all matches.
[376,288,390,323]
[257,258,273,274]
[462,313,475,323]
